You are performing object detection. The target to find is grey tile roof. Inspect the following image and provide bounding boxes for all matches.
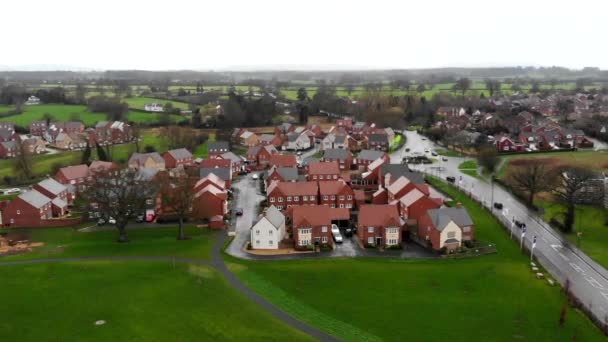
[286,132,300,142]
[200,167,231,181]
[381,164,424,184]
[302,156,320,166]
[51,197,67,208]
[368,134,388,143]
[37,178,67,195]
[19,190,51,209]
[358,149,385,161]
[0,128,14,140]
[265,205,285,228]
[129,152,164,165]
[270,167,299,181]
[1,141,17,150]
[334,135,346,144]
[208,141,230,153]
[220,151,243,163]
[167,148,192,160]
[324,148,350,160]
[427,207,473,231]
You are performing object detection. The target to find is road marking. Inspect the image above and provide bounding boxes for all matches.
[586,276,605,290]
[601,292,608,302]
[550,244,562,252]
[558,253,570,262]
[570,263,585,274]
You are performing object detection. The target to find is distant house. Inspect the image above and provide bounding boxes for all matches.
[307,161,340,181]
[416,207,474,251]
[259,134,283,147]
[218,151,244,173]
[53,133,73,150]
[250,206,286,250]
[207,141,230,157]
[283,132,311,151]
[266,181,318,211]
[322,134,349,150]
[0,141,18,159]
[358,205,402,248]
[246,145,278,168]
[269,154,298,168]
[0,128,16,143]
[24,95,41,105]
[20,135,46,155]
[29,121,48,136]
[199,167,232,188]
[355,149,389,167]
[144,103,164,112]
[239,131,259,147]
[162,148,194,169]
[366,134,389,151]
[274,123,296,136]
[322,149,353,170]
[128,152,166,170]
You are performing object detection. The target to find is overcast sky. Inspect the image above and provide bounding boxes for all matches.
[2,0,606,70]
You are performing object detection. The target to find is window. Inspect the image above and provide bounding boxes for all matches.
[331,195,336,200]
[462,226,471,233]
[270,197,275,203]
[322,226,328,232]
[17,210,21,215]
[146,199,153,205]
[269,240,273,245]
[310,196,315,201]
[256,240,260,244]
[447,231,456,238]
[346,203,352,208]
[294,196,299,201]
[322,236,328,243]
[331,204,336,208]
[387,239,398,245]
[299,228,312,234]
[386,228,399,234]
[368,227,374,233]
[323,195,328,200]
[368,237,374,244]
[287,196,292,202]
[277,206,283,210]
[347,195,352,200]
[319,175,324,180]
[333,175,338,179]
[339,195,344,200]
[278,197,284,202]
[255,230,260,235]
[339,204,344,208]
[299,239,310,246]
[313,175,318,180]
[269,230,273,235]
[302,196,307,201]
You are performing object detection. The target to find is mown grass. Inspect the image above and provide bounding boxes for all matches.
[458,159,479,170]
[0,226,218,261]
[0,261,314,342]
[226,177,605,342]
[193,134,216,158]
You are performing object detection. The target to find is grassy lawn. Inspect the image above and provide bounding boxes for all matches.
[193,134,216,158]
[0,226,218,261]
[123,97,190,111]
[497,150,608,180]
[538,200,608,269]
[226,178,605,341]
[0,261,314,342]
[458,159,478,170]
[0,150,80,182]
[436,148,464,157]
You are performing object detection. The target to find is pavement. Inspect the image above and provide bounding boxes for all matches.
[397,130,608,324]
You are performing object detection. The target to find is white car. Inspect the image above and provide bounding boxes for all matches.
[331,224,340,235]
[5,188,21,194]
[333,231,343,243]
[252,173,259,180]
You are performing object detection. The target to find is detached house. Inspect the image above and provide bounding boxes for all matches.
[283,132,311,151]
[366,133,389,151]
[398,188,442,224]
[192,185,228,220]
[417,207,474,251]
[269,154,298,168]
[246,145,278,168]
[292,206,350,250]
[357,205,402,248]
[218,151,244,174]
[2,190,53,227]
[55,164,90,194]
[200,167,232,188]
[163,148,194,169]
[250,206,286,250]
[33,178,69,213]
[0,141,18,159]
[355,149,389,167]
[207,141,230,157]
[128,152,166,170]
[323,149,353,170]
[239,131,260,147]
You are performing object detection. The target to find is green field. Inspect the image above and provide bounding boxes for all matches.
[227,178,605,341]
[123,97,190,111]
[193,133,216,158]
[497,151,608,180]
[0,261,313,342]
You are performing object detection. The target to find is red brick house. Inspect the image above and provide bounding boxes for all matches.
[318,180,355,209]
[55,164,90,193]
[29,121,48,136]
[387,176,430,202]
[398,188,442,224]
[0,141,18,159]
[269,154,298,168]
[355,150,389,167]
[246,145,278,168]
[194,173,227,192]
[267,181,318,210]
[307,161,340,181]
[416,207,475,251]
[266,167,299,184]
[163,148,194,169]
[200,158,232,171]
[2,190,53,227]
[323,148,353,170]
[207,141,230,157]
[33,178,69,207]
[192,185,228,220]
[496,136,515,152]
[218,152,243,174]
[89,161,118,175]
[259,134,283,147]
[366,133,389,151]
[357,205,402,248]
[292,206,350,250]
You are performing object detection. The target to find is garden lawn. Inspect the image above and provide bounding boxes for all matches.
[538,200,608,269]
[458,159,479,178]
[0,150,80,182]
[193,133,216,158]
[0,104,106,126]
[435,148,464,157]
[226,178,604,342]
[0,226,218,261]
[0,261,314,342]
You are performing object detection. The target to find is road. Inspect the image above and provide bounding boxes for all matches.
[395,130,608,324]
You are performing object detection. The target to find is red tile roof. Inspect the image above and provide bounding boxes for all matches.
[318,180,350,195]
[267,181,318,196]
[358,205,400,226]
[200,158,231,169]
[292,206,350,226]
[269,154,297,167]
[57,164,89,180]
[308,161,339,175]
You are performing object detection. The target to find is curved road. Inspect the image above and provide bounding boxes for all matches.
[396,130,608,324]
[0,232,340,342]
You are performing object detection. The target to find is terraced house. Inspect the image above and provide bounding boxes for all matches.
[292,206,350,250]
[266,181,318,210]
[318,180,355,209]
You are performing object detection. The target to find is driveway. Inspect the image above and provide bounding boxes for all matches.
[226,174,265,258]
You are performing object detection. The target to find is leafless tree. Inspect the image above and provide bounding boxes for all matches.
[166,126,205,151]
[13,139,33,180]
[83,169,158,242]
[509,163,556,206]
[477,146,499,173]
[159,174,197,240]
[552,167,600,233]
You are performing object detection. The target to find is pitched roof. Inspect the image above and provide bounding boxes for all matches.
[427,207,473,230]
[292,206,350,226]
[268,181,318,196]
[195,173,226,190]
[318,180,350,195]
[368,134,388,143]
[18,190,51,209]
[358,205,400,226]
[89,161,116,173]
[208,141,230,152]
[220,151,243,163]
[166,148,192,160]
[358,149,385,162]
[268,167,299,181]
[194,184,226,198]
[0,128,14,140]
[0,141,17,150]
[199,167,231,181]
[269,154,297,167]
[324,148,350,160]
[308,161,340,175]
[399,188,425,207]
[264,205,285,228]
[367,157,386,171]
[57,164,89,180]
[37,178,67,195]
[387,176,411,195]
[301,156,320,167]
[51,197,68,208]
[381,164,424,184]
[129,152,164,165]
[259,134,278,143]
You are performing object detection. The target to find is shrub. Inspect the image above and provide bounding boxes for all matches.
[388,244,402,250]
[464,240,475,249]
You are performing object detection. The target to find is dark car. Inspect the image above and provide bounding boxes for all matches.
[493,202,503,210]
[515,220,526,229]
[345,227,353,238]
[446,176,456,183]
[235,208,243,216]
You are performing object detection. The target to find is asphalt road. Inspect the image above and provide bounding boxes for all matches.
[397,130,608,323]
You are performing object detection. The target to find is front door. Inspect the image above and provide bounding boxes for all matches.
[376,237,382,246]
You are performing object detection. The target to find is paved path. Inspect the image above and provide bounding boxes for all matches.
[0,231,339,342]
[397,130,608,325]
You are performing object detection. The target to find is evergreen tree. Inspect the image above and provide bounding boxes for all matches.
[81,142,92,164]
[96,143,109,161]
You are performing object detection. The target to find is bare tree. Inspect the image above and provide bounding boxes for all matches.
[453,78,472,97]
[159,174,197,240]
[484,79,501,97]
[552,167,600,233]
[13,139,33,180]
[509,163,555,206]
[477,146,499,173]
[83,169,158,242]
[166,126,204,151]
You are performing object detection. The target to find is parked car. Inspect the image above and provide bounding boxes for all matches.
[135,215,144,223]
[252,173,259,180]
[296,151,303,156]
[431,152,438,157]
[97,217,116,225]
[333,231,343,243]
[245,167,252,173]
[238,170,247,176]
[5,188,21,194]
[494,202,503,210]
[446,176,456,183]
[235,208,243,216]
[442,157,448,162]
[515,220,525,229]
[345,227,353,237]
[331,224,340,235]
[405,148,410,152]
